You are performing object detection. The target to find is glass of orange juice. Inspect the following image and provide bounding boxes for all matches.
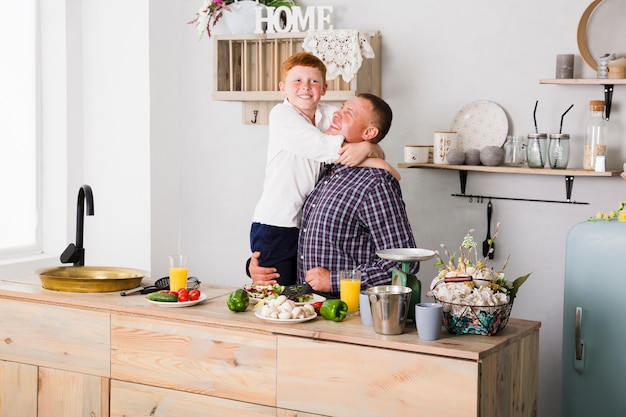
[340,270,362,315]
[169,255,189,292]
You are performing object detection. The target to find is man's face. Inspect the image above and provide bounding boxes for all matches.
[326,96,375,143]
[279,65,327,119]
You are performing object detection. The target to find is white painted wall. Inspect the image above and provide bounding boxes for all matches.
[7,1,620,416]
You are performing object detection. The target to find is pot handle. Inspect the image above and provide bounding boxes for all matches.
[120,286,144,296]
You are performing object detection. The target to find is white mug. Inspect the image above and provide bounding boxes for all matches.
[404,145,431,163]
[433,131,458,164]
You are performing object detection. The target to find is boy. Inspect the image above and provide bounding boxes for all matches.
[250,52,396,285]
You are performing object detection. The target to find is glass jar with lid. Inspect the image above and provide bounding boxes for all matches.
[526,133,548,168]
[548,133,570,169]
[583,100,607,171]
[503,135,525,167]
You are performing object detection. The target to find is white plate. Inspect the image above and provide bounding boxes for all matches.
[254,311,317,323]
[296,293,326,305]
[249,293,326,305]
[450,100,508,152]
[377,248,436,262]
[147,293,207,307]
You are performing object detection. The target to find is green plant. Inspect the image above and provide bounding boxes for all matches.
[430,226,530,304]
[588,200,626,222]
[189,0,299,39]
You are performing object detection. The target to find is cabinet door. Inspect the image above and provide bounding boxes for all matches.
[110,380,276,417]
[0,299,110,376]
[111,314,277,406]
[0,360,37,417]
[276,336,478,417]
[38,367,109,417]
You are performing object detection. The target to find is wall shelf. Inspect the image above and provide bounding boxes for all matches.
[213,32,381,124]
[398,163,619,205]
[540,78,626,120]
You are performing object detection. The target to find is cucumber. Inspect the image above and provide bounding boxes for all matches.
[146,292,178,302]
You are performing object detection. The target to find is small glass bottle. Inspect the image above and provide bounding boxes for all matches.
[503,135,525,167]
[526,133,548,168]
[548,133,570,169]
[583,100,607,171]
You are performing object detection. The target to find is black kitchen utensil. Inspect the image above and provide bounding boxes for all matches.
[281,283,313,300]
[120,276,201,296]
[482,201,495,259]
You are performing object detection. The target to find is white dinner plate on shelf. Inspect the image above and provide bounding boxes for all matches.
[254,311,317,324]
[450,100,508,152]
[146,293,207,307]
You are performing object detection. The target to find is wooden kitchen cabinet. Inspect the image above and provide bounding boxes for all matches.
[110,314,278,407]
[0,277,539,417]
[0,299,111,417]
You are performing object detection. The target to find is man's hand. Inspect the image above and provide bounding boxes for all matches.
[249,251,280,284]
[305,267,332,293]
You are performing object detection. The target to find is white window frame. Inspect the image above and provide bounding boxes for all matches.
[0,0,71,275]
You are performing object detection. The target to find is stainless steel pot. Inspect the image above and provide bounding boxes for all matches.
[367,285,412,335]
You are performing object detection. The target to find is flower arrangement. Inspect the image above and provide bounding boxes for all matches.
[189,0,298,39]
[428,225,530,335]
[588,200,626,222]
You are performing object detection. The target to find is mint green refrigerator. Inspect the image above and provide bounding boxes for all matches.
[562,221,626,417]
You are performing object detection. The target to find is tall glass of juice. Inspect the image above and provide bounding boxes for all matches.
[169,255,188,292]
[340,270,362,314]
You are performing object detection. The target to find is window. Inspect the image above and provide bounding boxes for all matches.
[0,0,40,258]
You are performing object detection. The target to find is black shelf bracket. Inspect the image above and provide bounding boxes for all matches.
[453,171,588,205]
[604,84,614,121]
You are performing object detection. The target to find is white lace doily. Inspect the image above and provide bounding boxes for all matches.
[302,30,375,83]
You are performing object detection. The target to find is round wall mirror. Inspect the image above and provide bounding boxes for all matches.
[577,0,626,71]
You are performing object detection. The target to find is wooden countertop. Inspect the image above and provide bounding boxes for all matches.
[0,274,540,362]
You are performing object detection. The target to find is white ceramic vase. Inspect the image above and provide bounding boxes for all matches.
[222,0,264,34]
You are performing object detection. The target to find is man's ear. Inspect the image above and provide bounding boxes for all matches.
[362,126,379,141]
[279,81,286,94]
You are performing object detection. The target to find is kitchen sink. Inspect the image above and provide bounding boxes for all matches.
[37,266,147,293]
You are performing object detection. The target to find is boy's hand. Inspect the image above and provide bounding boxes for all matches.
[337,141,385,166]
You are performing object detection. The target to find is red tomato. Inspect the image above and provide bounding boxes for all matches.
[177,288,189,302]
[188,289,201,301]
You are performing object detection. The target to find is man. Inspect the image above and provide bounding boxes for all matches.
[250,93,417,294]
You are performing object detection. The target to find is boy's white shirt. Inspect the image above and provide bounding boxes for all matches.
[252,100,344,228]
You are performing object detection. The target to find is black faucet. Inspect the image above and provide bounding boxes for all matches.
[60,185,95,266]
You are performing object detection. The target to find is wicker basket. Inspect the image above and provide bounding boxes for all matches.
[434,297,513,336]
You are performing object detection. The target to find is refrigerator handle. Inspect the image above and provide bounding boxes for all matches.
[574,306,585,373]
[575,306,583,360]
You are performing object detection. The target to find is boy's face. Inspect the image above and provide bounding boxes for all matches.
[279,65,327,119]
[327,96,377,143]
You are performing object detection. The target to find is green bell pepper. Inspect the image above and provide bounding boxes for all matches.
[319,299,348,322]
[227,289,250,312]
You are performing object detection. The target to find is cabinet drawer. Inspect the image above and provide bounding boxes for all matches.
[111,379,276,417]
[277,336,478,417]
[0,299,110,376]
[111,315,277,406]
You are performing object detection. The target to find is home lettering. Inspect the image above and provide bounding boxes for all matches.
[255,6,334,34]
